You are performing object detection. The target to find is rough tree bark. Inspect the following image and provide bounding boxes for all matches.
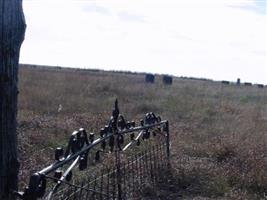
[0,0,26,199]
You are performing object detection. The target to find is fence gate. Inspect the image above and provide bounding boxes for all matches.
[15,100,170,200]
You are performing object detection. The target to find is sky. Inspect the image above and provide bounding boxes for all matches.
[20,0,266,83]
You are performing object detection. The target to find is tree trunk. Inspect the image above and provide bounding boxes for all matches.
[0,0,26,199]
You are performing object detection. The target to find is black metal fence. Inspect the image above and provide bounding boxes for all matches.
[15,100,170,200]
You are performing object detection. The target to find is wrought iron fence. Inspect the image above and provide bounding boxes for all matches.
[15,100,170,200]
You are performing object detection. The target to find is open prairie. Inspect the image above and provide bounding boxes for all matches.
[18,65,267,199]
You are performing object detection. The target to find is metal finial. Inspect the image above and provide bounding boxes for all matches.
[112,99,119,123]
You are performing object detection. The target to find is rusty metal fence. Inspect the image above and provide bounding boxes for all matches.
[15,100,170,200]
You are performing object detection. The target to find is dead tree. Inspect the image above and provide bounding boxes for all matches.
[0,0,26,199]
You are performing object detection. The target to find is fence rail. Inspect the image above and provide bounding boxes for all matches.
[15,100,170,200]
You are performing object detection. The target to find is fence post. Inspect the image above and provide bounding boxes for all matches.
[0,1,26,199]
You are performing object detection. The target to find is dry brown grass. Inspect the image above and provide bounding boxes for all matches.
[17,64,267,199]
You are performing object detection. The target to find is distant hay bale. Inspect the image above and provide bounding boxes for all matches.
[244,82,252,86]
[145,74,155,83]
[221,80,230,85]
[163,75,172,85]
[256,84,264,88]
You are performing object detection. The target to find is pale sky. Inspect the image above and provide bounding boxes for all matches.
[20,0,266,83]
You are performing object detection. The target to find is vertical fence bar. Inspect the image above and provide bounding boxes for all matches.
[140,152,143,184]
[122,163,126,198]
[115,149,122,200]
[85,176,91,200]
[154,145,157,177]
[142,152,145,183]
[126,159,131,198]
[112,170,116,200]
[159,143,164,169]
[157,144,161,174]
[138,153,143,185]
[156,145,160,182]
[124,163,126,199]
[149,146,154,186]
[73,185,78,200]
[166,121,170,161]
[100,171,103,200]
[144,149,148,183]
[106,169,110,200]
[78,182,84,200]
[131,156,135,197]
[134,154,139,186]
[142,151,146,182]
[92,177,97,199]
[144,151,147,182]
[158,143,162,169]
[65,186,71,200]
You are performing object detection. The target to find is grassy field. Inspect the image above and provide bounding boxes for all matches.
[17,64,267,199]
